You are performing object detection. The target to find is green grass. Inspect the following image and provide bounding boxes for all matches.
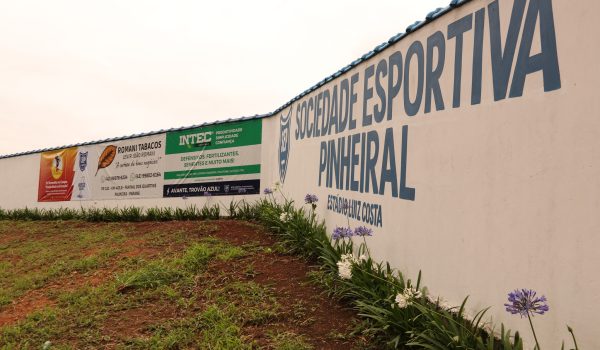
[269,331,314,350]
[123,305,250,349]
[196,305,250,349]
[0,308,64,349]
[115,237,247,292]
[116,260,186,291]
[0,222,127,306]
[0,220,358,349]
[224,281,281,326]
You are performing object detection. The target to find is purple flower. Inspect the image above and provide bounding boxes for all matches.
[263,188,273,195]
[354,226,373,237]
[304,194,318,204]
[332,226,354,240]
[204,191,212,197]
[504,289,549,318]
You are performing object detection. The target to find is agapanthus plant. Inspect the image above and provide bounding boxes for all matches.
[336,253,355,280]
[304,194,318,218]
[354,226,373,237]
[353,225,374,257]
[263,188,274,195]
[263,187,276,203]
[505,289,549,317]
[394,287,422,309]
[504,289,549,349]
[304,194,318,205]
[332,226,353,240]
[279,212,289,223]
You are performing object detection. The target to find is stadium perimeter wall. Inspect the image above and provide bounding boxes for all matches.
[1,0,599,347]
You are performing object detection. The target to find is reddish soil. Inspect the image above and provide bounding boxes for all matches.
[242,252,358,349]
[103,302,181,340]
[0,253,21,264]
[0,230,27,245]
[118,238,162,258]
[199,220,359,348]
[0,291,55,327]
[0,268,117,327]
[0,220,362,348]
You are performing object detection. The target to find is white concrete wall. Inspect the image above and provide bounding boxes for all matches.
[1,0,598,347]
[262,0,600,347]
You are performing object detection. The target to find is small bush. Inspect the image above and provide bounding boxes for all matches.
[119,207,143,222]
[146,207,174,221]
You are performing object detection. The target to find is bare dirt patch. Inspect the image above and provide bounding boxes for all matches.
[0,291,55,327]
[102,302,181,340]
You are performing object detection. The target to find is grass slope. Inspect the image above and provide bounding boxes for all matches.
[0,220,366,349]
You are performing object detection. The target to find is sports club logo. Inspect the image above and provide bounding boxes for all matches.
[79,151,88,172]
[279,107,292,184]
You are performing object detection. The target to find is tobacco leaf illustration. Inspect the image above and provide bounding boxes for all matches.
[95,145,117,176]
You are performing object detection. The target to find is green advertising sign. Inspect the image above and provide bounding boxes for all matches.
[163,119,263,197]
[165,119,262,155]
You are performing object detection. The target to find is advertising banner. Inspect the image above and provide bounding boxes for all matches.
[164,119,262,197]
[38,136,165,202]
[37,147,78,202]
[81,135,166,200]
[36,122,263,202]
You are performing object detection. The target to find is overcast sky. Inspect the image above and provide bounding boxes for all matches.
[0,0,450,156]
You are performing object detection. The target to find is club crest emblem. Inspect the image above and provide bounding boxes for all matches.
[279,108,292,184]
[79,151,88,172]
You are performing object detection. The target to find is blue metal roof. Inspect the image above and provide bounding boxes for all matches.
[0,114,269,159]
[0,0,472,160]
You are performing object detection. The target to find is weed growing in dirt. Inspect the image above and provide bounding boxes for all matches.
[180,243,214,273]
[226,281,280,326]
[1,308,63,347]
[0,222,125,306]
[197,305,250,349]
[116,260,185,291]
[268,331,314,350]
[179,239,245,273]
[116,237,245,292]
